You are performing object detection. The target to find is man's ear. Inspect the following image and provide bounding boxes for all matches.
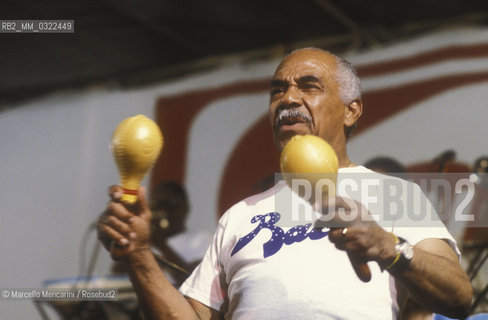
[345,99,363,127]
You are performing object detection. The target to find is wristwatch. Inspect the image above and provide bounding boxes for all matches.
[387,236,414,273]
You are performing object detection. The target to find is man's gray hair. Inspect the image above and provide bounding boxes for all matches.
[334,56,361,105]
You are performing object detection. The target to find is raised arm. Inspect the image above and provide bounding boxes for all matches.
[97,186,221,320]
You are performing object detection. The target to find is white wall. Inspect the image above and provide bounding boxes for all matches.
[348,82,488,165]
[0,89,156,318]
[346,27,488,165]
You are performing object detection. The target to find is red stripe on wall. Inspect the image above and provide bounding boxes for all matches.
[357,43,488,77]
[356,71,488,135]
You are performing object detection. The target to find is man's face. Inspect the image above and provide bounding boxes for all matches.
[269,50,346,151]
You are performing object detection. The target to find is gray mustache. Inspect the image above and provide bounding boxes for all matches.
[275,109,312,127]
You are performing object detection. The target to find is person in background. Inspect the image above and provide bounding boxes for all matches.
[364,156,406,174]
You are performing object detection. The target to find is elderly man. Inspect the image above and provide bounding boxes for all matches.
[98,48,472,319]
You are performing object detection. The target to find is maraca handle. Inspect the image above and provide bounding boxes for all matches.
[347,252,371,282]
[330,226,372,282]
[121,188,139,204]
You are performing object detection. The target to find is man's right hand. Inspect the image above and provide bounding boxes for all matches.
[98,186,222,320]
[97,186,152,261]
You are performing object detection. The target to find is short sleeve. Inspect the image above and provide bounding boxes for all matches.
[179,214,229,312]
[392,183,460,258]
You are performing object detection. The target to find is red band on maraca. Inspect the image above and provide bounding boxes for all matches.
[122,188,138,196]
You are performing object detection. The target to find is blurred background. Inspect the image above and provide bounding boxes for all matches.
[1,0,488,319]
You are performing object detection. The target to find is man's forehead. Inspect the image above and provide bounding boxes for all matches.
[273,54,335,80]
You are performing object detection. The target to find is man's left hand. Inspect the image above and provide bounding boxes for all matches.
[317,196,398,270]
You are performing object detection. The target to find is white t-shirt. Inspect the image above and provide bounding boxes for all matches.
[180,166,458,319]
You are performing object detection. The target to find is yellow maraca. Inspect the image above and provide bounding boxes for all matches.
[281,134,338,198]
[280,134,371,282]
[111,115,163,203]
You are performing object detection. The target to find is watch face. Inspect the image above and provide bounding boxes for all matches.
[401,243,414,260]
